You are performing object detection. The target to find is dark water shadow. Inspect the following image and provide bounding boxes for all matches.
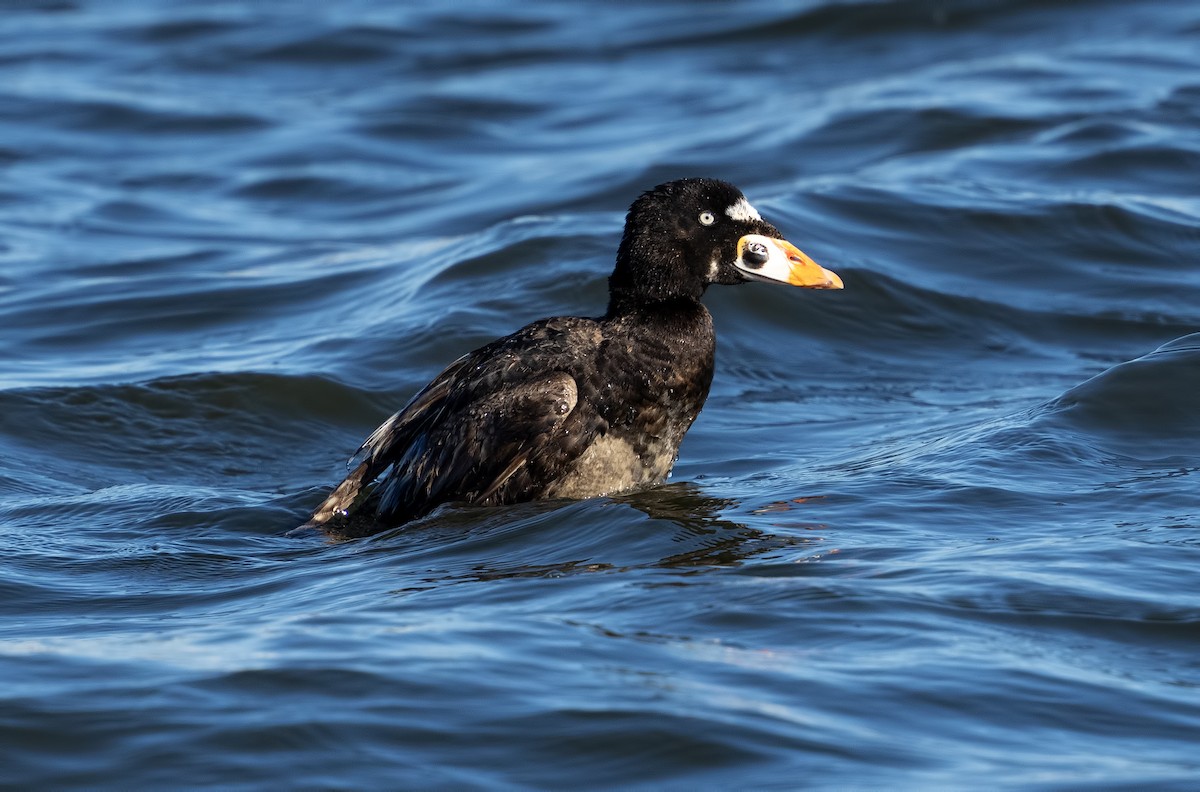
[294,481,817,584]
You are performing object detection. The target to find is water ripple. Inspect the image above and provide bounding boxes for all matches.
[3,0,1200,788]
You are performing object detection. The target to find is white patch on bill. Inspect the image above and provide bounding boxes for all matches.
[734,233,792,284]
[725,197,762,223]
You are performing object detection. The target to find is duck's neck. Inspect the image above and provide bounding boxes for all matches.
[604,292,707,322]
[602,298,715,369]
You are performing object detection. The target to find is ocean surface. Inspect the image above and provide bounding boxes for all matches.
[2,1,1199,788]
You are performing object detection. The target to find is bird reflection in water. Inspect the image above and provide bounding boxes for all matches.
[374,483,829,585]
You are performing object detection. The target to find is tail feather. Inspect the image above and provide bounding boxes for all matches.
[297,459,376,531]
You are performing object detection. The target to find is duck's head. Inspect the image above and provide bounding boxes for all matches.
[608,178,842,313]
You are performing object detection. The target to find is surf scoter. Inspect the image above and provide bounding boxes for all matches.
[301,178,842,535]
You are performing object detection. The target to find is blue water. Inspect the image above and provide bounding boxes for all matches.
[2,1,1199,788]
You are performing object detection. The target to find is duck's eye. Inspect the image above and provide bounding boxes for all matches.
[699,211,716,226]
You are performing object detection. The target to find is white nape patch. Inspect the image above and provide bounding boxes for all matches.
[725,197,762,223]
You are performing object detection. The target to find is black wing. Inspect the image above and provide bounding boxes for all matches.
[300,318,599,533]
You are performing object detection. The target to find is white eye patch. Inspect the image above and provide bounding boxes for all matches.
[725,197,762,223]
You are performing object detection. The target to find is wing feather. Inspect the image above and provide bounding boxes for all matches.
[300,317,599,534]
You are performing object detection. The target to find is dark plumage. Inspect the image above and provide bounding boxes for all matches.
[301,178,842,536]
